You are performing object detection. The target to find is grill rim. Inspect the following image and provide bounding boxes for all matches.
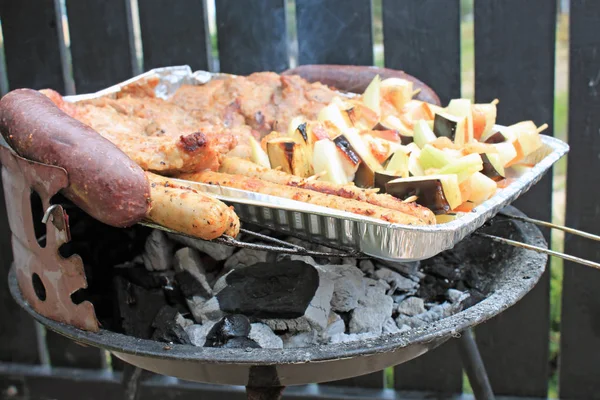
[8,206,547,366]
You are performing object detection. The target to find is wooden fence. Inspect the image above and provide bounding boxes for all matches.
[0,0,598,399]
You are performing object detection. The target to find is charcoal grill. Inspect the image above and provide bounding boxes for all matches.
[0,125,563,400]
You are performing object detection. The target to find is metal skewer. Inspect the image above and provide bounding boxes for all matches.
[497,212,600,242]
[475,232,600,270]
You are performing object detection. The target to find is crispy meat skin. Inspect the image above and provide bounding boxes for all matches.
[169,72,337,137]
[220,157,436,224]
[179,171,428,226]
[40,89,238,174]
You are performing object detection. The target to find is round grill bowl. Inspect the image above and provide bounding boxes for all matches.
[8,207,547,387]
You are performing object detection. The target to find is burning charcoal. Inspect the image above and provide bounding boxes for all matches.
[264,319,310,333]
[167,232,235,262]
[376,260,424,281]
[212,271,232,294]
[374,268,419,292]
[322,265,365,313]
[217,261,334,332]
[114,276,167,339]
[176,313,193,329]
[358,259,376,276]
[282,331,318,348]
[188,296,224,323]
[349,284,394,334]
[396,297,426,317]
[249,323,283,349]
[222,337,261,349]
[320,312,346,342]
[174,248,212,298]
[382,317,401,335]
[114,264,171,290]
[185,322,216,347]
[223,248,268,270]
[342,258,358,266]
[142,230,175,271]
[151,306,192,345]
[205,314,252,347]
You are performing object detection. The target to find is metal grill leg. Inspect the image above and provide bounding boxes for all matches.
[245,386,286,400]
[458,329,495,400]
[122,364,143,400]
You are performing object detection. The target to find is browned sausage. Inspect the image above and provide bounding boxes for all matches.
[281,65,441,106]
[179,171,429,226]
[0,88,150,227]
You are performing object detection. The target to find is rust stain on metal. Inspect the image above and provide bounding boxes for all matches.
[0,145,99,332]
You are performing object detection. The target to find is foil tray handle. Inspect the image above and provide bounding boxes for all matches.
[0,144,99,332]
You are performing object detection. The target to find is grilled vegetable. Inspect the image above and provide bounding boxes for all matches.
[381,77,413,112]
[506,121,543,165]
[400,100,435,128]
[249,136,271,169]
[433,112,468,145]
[480,153,505,181]
[414,119,437,148]
[362,74,381,116]
[385,174,461,214]
[446,99,474,144]
[384,149,410,177]
[346,103,379,131]
[267,137,312,177]
[332,135,361,180]
[312,139,349,184]
[318,103,351,132]
[472,103,497,140]
[493,141,518,167]
[468,172,498,204]
[375,115,414,144]
[343,127,383,187]
[483,130,508,144]
[419,144,455,170]
[437,153,483,183]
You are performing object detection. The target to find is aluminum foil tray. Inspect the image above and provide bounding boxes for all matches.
[63,65,568,261]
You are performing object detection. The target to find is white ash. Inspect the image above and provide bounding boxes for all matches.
[329,331,379,344]
[320,312,346,342]
[188,296,223,324]
[142,230,175,271]
[396,297,426,317]
[174,247,212,298]
[167,232,234,262]
[282,331,319,348]
[376,260,424,281]
[249,323,283,349]
[358,259,376,275]
[374,268,419,292]
[349,284,394,334]
[212,270,232,294]
[447,288,470,304]
[322,264,365,313]
[176,313,194,329]
[185,322,216,347]
[382,317,401,335]
[223,248,268,270]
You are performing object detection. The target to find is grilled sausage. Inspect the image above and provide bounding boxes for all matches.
[220,157,436,224]
[178,171,429,226]
[146,173,240,239]
[281,65,441,106]
[0,88,150,227]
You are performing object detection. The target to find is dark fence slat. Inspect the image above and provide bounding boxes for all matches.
[0,0,65,364]
[383,1,463,394]
[296,0,373,66]
[474,1,556,397]
[65,0,135,93]
[559,1,600,399]
[0,0,65,91]
[382,0,460,105]
[215,0,288,75]
[138,0,211,72]
[394,340,462,395]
